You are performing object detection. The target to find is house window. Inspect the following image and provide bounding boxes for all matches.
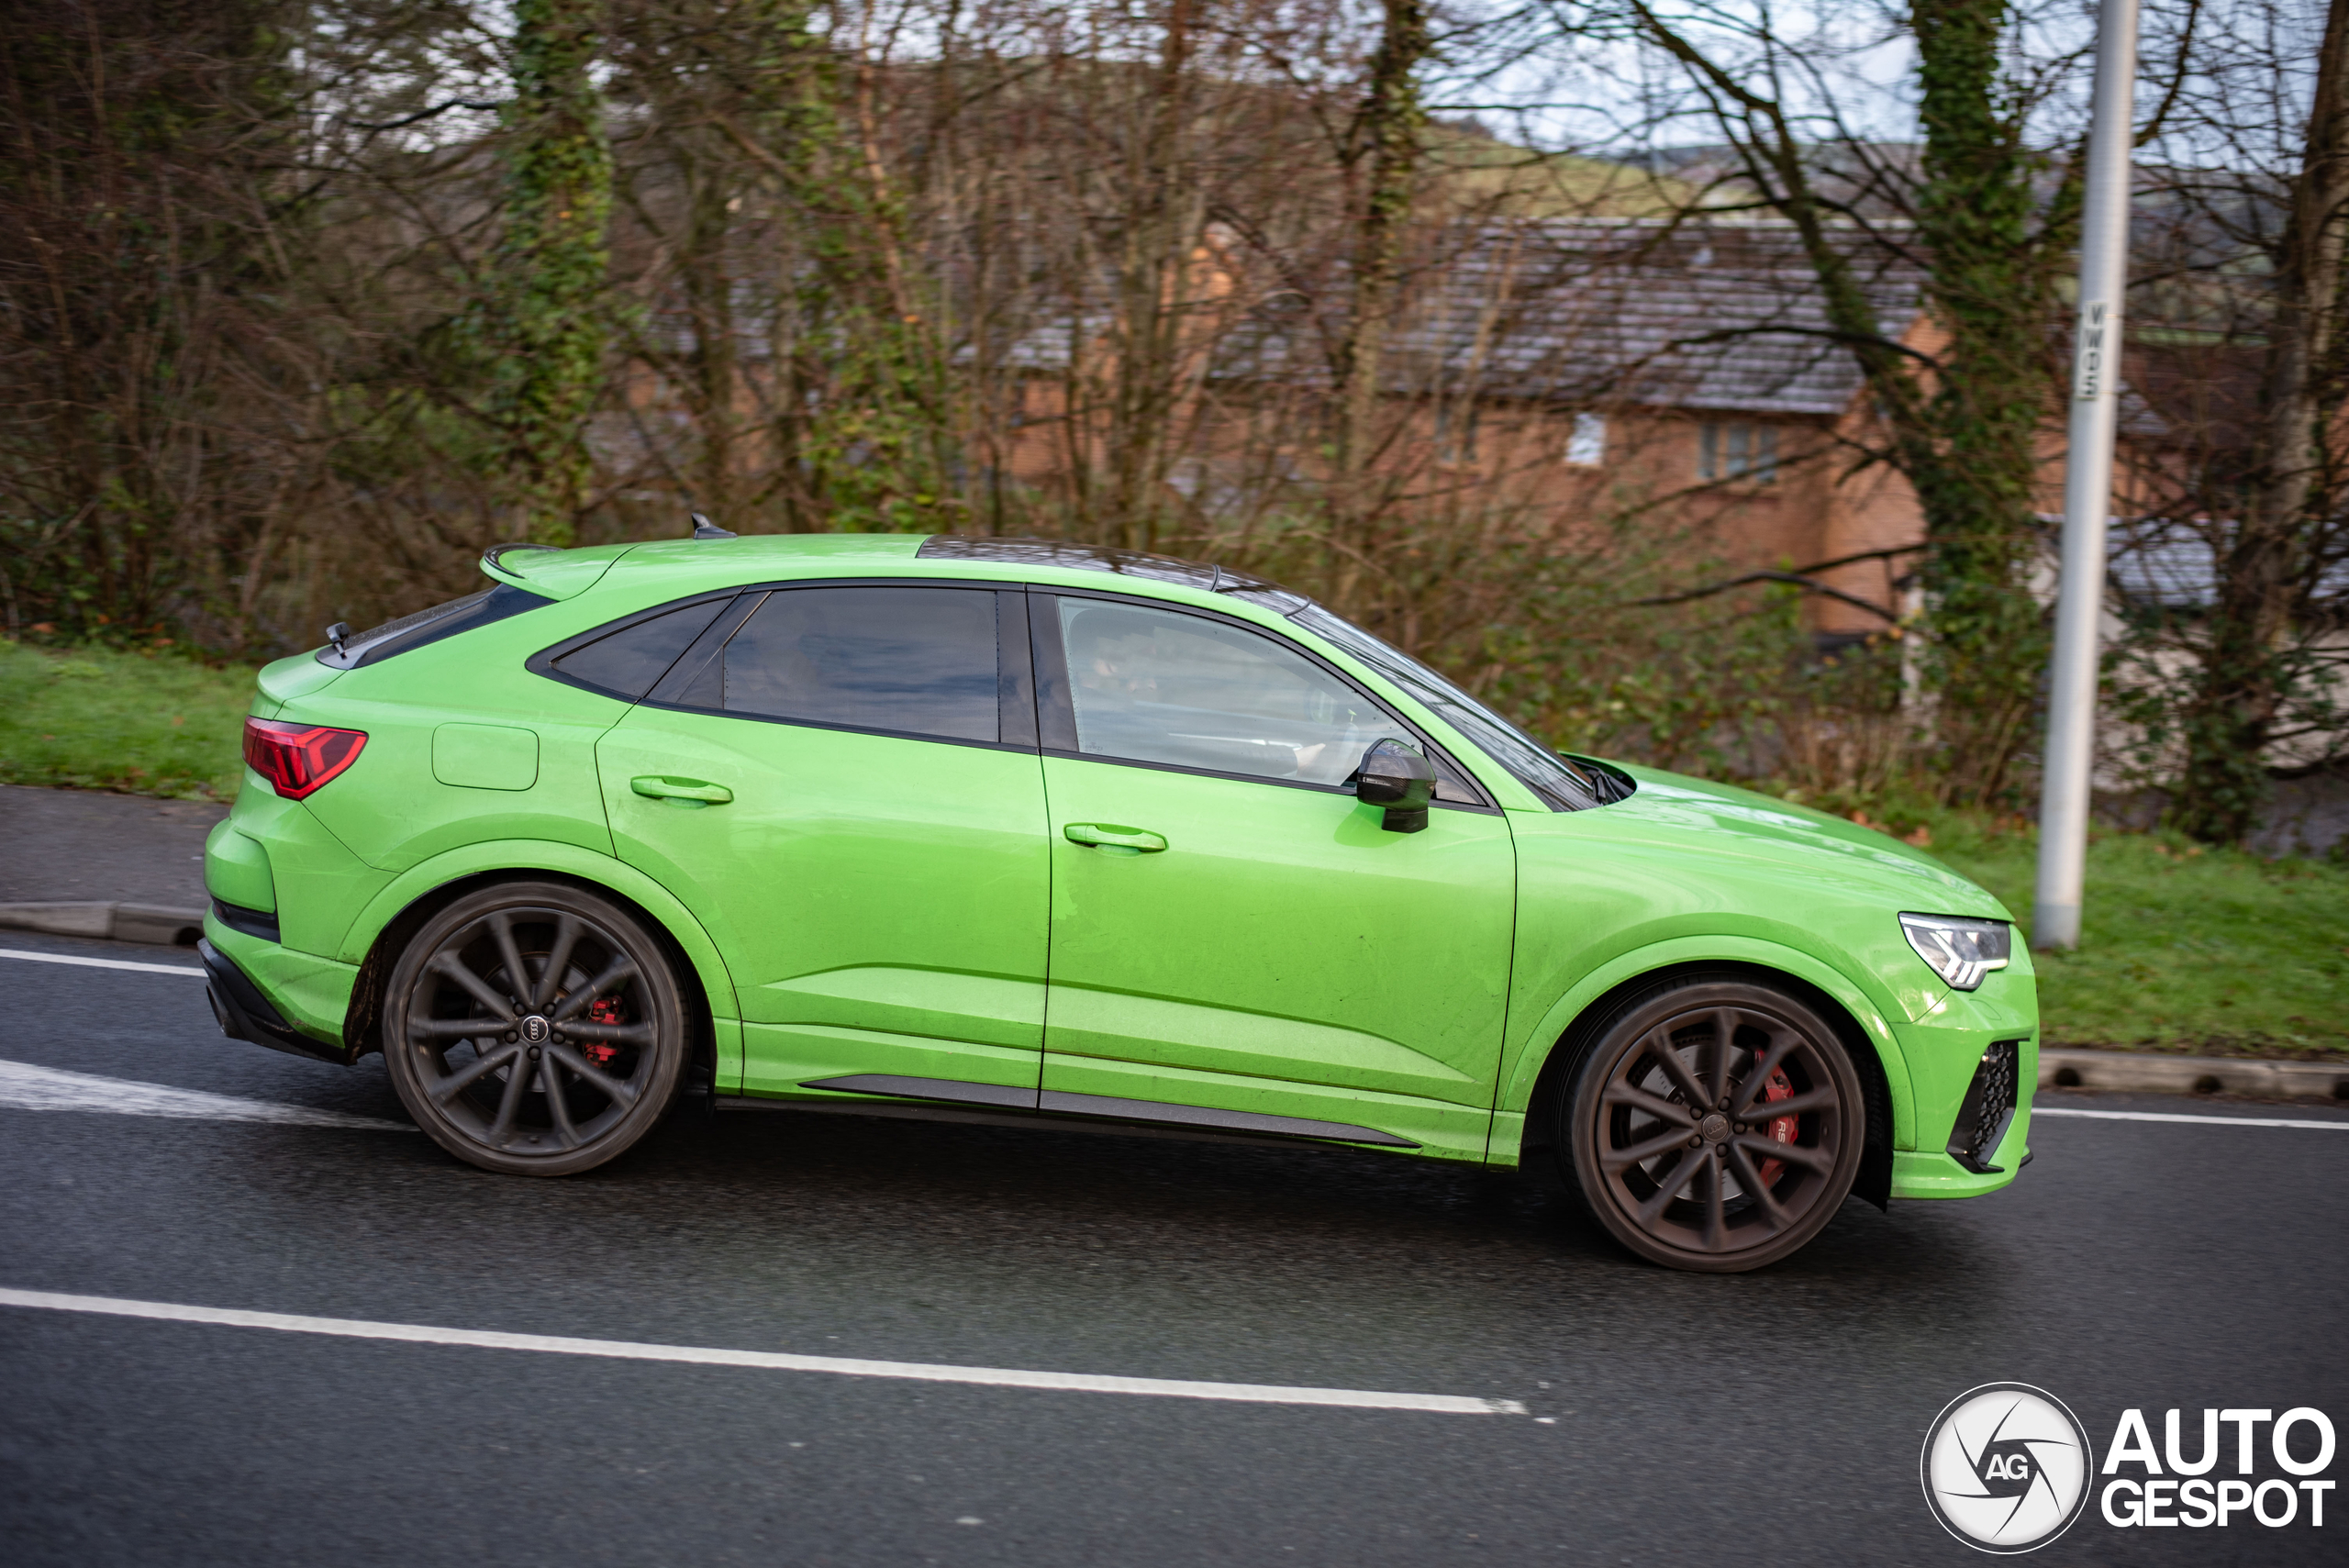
[1699,420,1778,483]
[1564,411,1608,467]
[1436,402,1479,464]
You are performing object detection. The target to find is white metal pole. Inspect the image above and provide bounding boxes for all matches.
[2033,0,2139,951]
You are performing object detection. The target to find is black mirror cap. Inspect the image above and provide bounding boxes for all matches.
[1353,740,1435,830]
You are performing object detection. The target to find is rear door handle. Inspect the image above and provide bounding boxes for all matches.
[631,775,733,807]
[1063,823,1168,853]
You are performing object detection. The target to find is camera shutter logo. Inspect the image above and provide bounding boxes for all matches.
[1921,1384,2096,1552]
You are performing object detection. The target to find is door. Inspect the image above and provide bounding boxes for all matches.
[1032,593,1518,1159]
[597,582,1050,1102]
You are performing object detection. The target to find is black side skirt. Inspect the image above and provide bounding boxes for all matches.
[729,1073,1419,1150]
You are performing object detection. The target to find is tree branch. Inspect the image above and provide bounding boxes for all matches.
[342,99,504,134]
[1629,545,1929,619]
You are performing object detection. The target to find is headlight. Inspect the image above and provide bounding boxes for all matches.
[1898,913,2012,991]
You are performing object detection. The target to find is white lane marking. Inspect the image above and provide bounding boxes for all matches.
[0,1059,413,1131]
[2035,1106,2349,1132]
[0,948,206,978]
[0,1287,1526,1416]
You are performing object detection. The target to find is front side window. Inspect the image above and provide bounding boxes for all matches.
[1056,598,1395,787]
[1289,605,1611,811]
[682,585,1002,743]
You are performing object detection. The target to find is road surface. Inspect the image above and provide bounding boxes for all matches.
[2,930,2341,1564]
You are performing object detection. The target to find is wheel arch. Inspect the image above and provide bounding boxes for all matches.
[338,843,740,1087]
[1501,943,1911,1209]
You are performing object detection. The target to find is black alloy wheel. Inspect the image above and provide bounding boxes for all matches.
[383,881,687,1175]
[1563,977,1864,1273]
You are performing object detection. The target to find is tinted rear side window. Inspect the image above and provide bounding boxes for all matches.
[698,586,1001,743]
[546,597,729,701]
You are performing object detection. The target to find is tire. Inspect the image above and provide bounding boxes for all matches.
[382,881,688,1176]
[1559,976,1865,1273]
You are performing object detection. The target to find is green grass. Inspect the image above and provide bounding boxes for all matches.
[1920,817,2349,1059]
[0,641,255,800]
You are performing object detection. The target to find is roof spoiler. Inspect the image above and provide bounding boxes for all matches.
[478,541,622,600]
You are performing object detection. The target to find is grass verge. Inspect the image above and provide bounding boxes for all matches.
[0,641,254,800]
[1938,828,2347,1060]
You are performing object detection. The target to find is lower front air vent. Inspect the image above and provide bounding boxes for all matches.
[1946,1040,2021,1173]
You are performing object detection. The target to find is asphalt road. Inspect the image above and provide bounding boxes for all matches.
[2,929,2343,1566]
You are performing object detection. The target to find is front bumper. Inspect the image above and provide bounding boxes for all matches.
[1887,1034,2035,1199]
[1892,1142,2030,1199]
[1887,968,2036,1201]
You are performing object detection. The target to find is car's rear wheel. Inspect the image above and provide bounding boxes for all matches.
[1561,977,1864,1273]
[383,882,687,1175]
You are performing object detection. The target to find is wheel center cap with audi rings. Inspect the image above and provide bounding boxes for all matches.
[519,1015,551,1045]
[1698,1112,1731,1143]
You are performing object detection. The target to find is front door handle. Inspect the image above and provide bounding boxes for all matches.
[1063,822,1168,854]
[631,775,733,807]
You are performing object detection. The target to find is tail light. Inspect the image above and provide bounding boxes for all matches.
[242,718,368,799]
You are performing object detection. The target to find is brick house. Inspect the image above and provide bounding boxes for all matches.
[989,217,2143,644]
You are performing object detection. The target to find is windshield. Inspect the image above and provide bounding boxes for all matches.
[1289,605,1609,812]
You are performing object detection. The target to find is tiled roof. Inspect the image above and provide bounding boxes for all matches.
[1209,218,1927,417]
[988,217,1929,418]
[2110,522,2349,607]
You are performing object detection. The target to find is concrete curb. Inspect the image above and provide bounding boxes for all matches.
[2041,1046,2348,1101]
[0,901,206,947]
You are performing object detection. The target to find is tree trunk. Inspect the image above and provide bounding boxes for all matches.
[1103,0,1201,552]
[1329,0,1431,610]
[483,0,614,547]
[1906,0,2060,804]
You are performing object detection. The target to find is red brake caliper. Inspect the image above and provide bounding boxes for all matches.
[581,996,626,1065]
[1753,1049,1797,1187]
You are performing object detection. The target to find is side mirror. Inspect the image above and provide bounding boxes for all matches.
[1353,739,1434,834]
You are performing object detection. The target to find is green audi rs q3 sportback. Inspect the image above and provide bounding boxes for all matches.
[201,531,2036,1272]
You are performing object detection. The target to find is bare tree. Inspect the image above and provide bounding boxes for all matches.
[0,0,330,646]
[2117,0,2349,842]
[1531,0,2104,802]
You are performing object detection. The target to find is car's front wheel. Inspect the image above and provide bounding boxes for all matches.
[1562,976,1865,1273]
[383,881,688,1175]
